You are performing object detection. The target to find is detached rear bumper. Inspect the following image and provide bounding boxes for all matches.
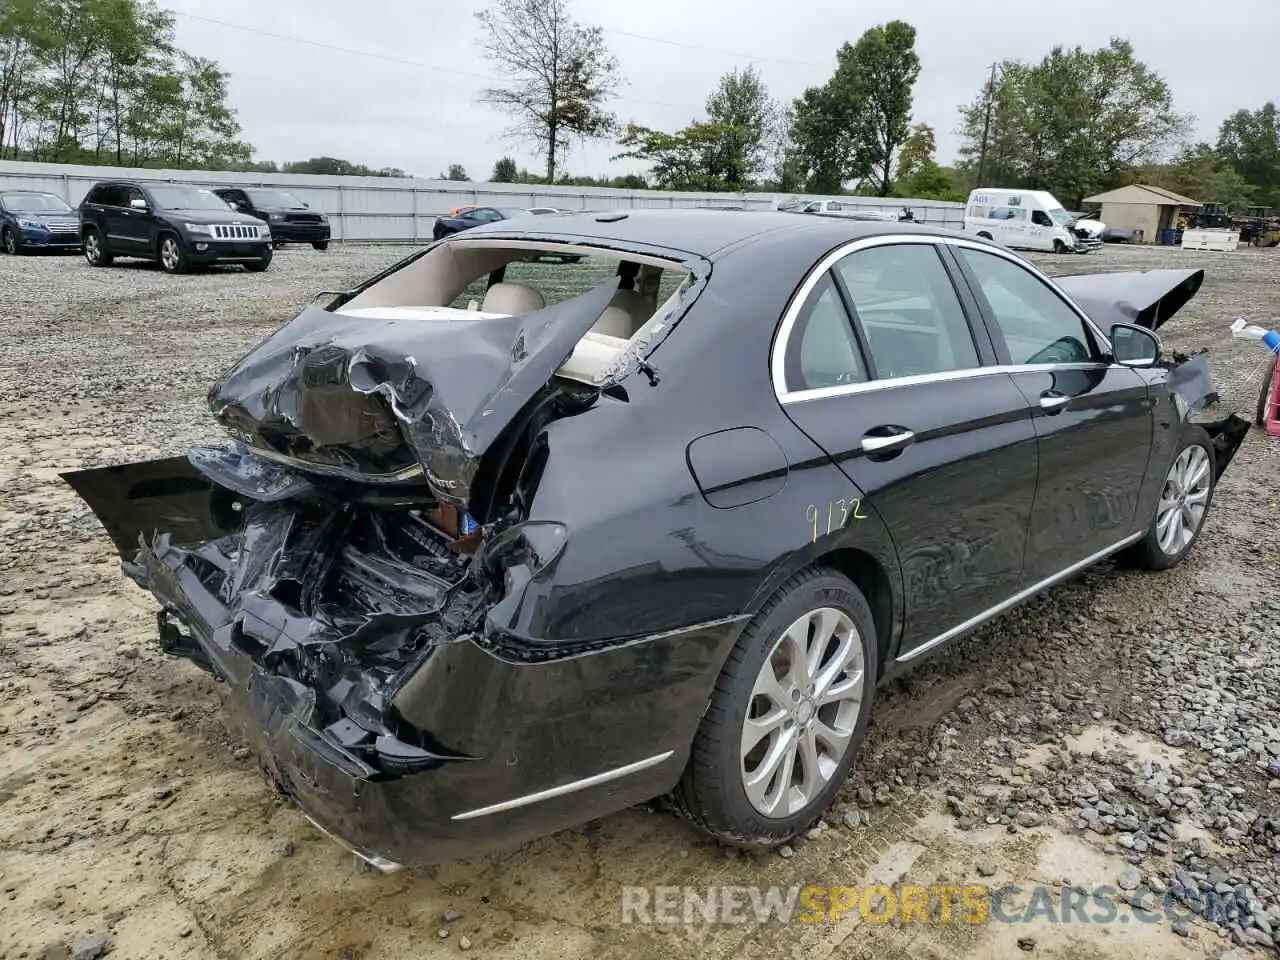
[131,529,731,867]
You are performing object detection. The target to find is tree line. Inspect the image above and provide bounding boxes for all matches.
[475,0,1280,210]
[3,0,1279,212]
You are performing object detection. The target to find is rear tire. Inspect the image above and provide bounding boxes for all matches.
[669,568,878,847]
[1119,426,1216,571]
[312,240,329,251]
[2,226,18,255]
[83,228,112,266]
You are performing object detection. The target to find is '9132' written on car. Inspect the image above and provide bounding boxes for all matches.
[807,498,868,543]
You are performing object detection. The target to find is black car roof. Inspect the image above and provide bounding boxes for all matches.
[461,208,974,260]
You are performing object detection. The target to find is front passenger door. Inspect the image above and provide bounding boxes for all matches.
[114,185,152,250]
[949,244,1155,581]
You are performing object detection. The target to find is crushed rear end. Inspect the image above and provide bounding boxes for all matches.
[61,250,705,867]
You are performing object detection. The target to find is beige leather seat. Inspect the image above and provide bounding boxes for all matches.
[590,289,651,338]
[481,282,545,315]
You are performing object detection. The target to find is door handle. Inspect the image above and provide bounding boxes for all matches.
[861,429,915,454]
[1039,392,1070,414]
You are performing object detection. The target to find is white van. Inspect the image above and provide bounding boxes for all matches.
[963,189,1100,253]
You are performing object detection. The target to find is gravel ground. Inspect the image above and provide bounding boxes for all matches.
[1,241,1279,960]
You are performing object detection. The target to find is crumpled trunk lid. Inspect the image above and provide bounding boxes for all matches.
[208,278,620,508]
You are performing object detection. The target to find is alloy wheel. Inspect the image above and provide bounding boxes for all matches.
[740,607,865,818]
[3,229,14,254]
[84,233,99,264]
[1156,445,1211,555]
[161,238,180,271]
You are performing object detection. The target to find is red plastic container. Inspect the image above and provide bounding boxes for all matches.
[1266,353,1280,438]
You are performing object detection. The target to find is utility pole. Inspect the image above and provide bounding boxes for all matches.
[976,61,998,186]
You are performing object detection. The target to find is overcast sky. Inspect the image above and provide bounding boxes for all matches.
[163,0,1275,182]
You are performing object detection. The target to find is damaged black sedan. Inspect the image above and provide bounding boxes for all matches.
[65,212,1249,868]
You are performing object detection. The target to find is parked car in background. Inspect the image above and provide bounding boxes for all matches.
[1102,226,1144,244]
[788,199,898,221]
[432,205,582,262]
[213,187,331,249]
[66,211,1247,869]
[79,181,273,274]
[432,205,529,239]
[1,190,82,254]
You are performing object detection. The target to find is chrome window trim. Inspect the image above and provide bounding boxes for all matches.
[770,233,1115,405]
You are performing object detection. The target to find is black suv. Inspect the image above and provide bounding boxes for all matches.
[79,181,273,274]
[213,187,331,249]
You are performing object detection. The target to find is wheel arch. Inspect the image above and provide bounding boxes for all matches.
[744,544,901,684]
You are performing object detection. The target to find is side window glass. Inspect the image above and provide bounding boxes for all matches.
[123,187,144,208]
[956,247,1099,365]
[784,275,869,392]
[96,185,121,206]
[834,244,981,379]
[1031,210,1052,227]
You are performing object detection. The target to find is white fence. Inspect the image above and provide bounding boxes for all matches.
[0,159,965,242]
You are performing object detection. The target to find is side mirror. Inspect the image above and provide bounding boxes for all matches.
[129,198,148,211]
[1111,322,1161,368]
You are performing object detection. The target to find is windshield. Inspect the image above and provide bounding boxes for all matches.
[246,189,305,208]
[1047,207,1074,227]
[148,185,234,211]
[3,192,73,214]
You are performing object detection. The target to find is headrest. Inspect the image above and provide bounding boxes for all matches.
[480,282,545,315]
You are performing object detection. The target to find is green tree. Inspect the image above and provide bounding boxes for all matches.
[788,83,855,193]
[844,20,920,195]
[281,156,406,177]
[890,122,961,200]
[955,40,1188,206]
[441,163,468,180]
[703,64,776,189]
[1133,143,1254,212]
[613,120,740,191]
[786,21,921,195]
[474,0,619,182]
[0,0,253,167]
[1216,103,1280,208]
[491,156,518,182]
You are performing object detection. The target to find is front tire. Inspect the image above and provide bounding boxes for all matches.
[1053,239,1068,254]
[2,226,18,255]
[244,248,272,272]
[670,568,878,847]
[83,228,112,266]
[312,240,329,251]
[158,233,188,274]
[1120,427,1216,571]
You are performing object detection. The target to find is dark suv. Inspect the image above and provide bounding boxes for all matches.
[213,187,331,249]
[79,181,273,274]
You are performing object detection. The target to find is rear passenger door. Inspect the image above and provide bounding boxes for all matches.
[948,243,1155,580]
[777,238,1040,658]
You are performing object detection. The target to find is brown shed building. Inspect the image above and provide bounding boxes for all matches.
[1082,184,1201,244]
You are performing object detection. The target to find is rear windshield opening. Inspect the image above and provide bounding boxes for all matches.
[336,241,694,386]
